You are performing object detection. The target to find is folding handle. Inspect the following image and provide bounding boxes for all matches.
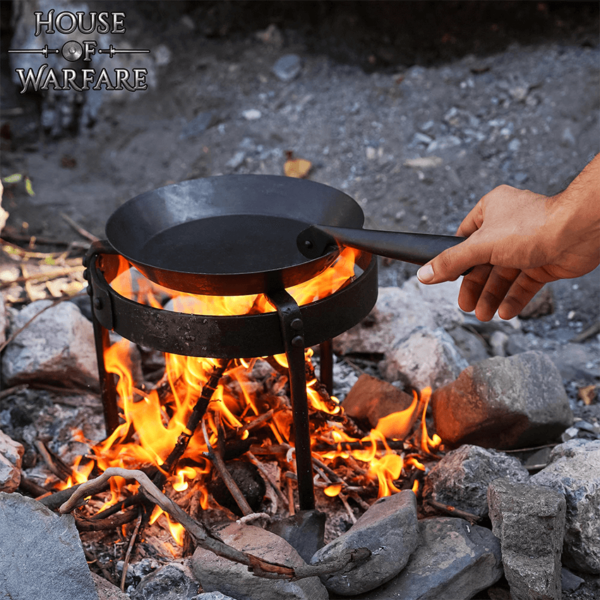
[297,225,465,266]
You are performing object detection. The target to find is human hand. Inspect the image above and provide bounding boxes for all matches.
[416,169,600,321]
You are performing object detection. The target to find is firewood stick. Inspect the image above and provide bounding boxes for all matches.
[311,464,357,524]
[121,512,143,591]
[247,451,289,509]
[426,499,481,523]
[34,440,72,481]
[75,508,139,531]
[286,477,296,516]
[154,359,231,490]
[240,409,274,434]
[18,475,49,497]
[201,420,253,517]
[59,466,371,580]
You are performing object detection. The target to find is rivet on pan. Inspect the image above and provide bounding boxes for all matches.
[203,319,208,324]
[83,269,89,281]
[290,318,303,331]
[291,335,304,348]
[93,297,103,310]
[304,240,313,249]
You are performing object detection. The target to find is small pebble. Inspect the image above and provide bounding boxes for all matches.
[242,109,262,121]
[272,54,302,82]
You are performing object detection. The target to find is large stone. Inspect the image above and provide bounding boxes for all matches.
[0,492,99,600]
[92,573,130,600]
[531,440,600,574]
[488,478,566,600]
[341,373,416,430]
[0,429,24,493]
[131,563,199,599]
[266,509,326,563]
[423,445,529,518]
[380,327,469,390]
[311,490,419,596]
[432,352,573,449]
[2,300,98,390]
[192,523,328,600]
[333,279,463,356]
[352,517,503,600]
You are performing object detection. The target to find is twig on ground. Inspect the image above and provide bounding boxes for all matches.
[59,466,371,580]
[504,442,559,454]
[0,265,84,290]
[121,512,143,591]
[286,477,296,516]
[60,213,100,243]
[0,384,29,401]
[1,230,89,249]
[202,420,253,516]
[571,320,600,344]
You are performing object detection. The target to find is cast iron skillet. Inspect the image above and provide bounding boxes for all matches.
[106,175,463,296]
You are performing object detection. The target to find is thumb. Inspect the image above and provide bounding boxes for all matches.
[417,234,490,284]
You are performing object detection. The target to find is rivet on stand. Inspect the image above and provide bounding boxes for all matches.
[93,297,103,310]
[291,335,304,348]
[290,318,303,331]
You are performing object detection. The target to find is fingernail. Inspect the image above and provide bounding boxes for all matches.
[417,264,434,283]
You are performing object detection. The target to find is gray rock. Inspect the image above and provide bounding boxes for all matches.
[92,573,129,600]
[381,327,469,390]
[352,517,503,600]
[546,344,600,383]
[311,490,419,596]
[226,151,246,170]
[531,440,600,574]
[561,568,584,593]
[0,492,99,600]
[192,523,328,600]
[432,352,573,449]
[266,510,325,563]
[423,445,529,518]
[272,54,302,82]
[488,478,566,600]
[2,300,98,390]
[0,429,24,492]
[489,331,508,357]
[447,326,490,365]
[131,563,199,599]
[180,112,214,139]
[334,279,464,356]
[341,373,416,430]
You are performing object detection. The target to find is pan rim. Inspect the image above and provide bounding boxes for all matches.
[105,175,364,281]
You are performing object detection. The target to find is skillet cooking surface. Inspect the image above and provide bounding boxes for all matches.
[140,214,315,274]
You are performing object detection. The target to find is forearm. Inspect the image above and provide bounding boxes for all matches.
[548,155,600,252]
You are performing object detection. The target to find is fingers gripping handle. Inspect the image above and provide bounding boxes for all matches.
[297,225,466,267]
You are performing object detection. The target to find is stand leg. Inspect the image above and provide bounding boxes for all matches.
[319,339,334,396]
[92,312,119,436]
[267,289,315,511]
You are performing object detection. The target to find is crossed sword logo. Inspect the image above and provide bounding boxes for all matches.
[9,42,149,61]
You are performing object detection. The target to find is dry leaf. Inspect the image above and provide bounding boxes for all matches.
[578,385,597,406]
[284,158,312,179]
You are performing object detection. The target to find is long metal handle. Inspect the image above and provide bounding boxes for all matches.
[297,225,464,266]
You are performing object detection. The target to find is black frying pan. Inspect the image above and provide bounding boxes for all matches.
[105,175,463,296]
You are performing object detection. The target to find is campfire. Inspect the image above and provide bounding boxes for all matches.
[53,246,443,562]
